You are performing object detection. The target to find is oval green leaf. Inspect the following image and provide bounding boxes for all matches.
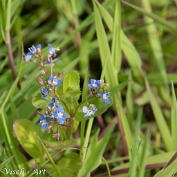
[42,139,77,150]
[63,70,80,92]
[13,119,45,163]
[32,93,51,109]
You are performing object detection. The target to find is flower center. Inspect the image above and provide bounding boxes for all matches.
[41,120,47,126]
[57,112,63,118]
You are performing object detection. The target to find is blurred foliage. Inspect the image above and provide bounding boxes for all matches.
[1,0,177,176]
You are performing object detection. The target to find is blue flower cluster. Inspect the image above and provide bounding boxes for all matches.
[38,98,69,129]
[24,44,42,62]
[24,44,69,134]
[40,76,62,98]
[47,44,60,64]
[24,43,59,64]
[88,79,103,89]
[97,92,111,104]
[88,79,111,104]
[24,43,112,138]
[82,79,111,118]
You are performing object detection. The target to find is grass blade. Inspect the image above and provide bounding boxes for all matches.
[93,0,133,155]
[36,135,62,177]
[145,78,173,151]
[121,0,177,34]
[141,0,169,94]
[111,0,121,72]
[171,82,177,149]
[95,0,143,81]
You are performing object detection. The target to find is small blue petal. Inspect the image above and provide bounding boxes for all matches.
[36,44,41,50]
[46,117,50,122]
[53,111,58,118]
[48,44,58,58]
[57,106,64,112]
[88,79,103,89]
[28,45,36,54]
[42,124,48,129]
[63,113,69,118]
[40,115,45,120]
[57,118,64,124]
[40,88,49,98]
[24,52,33,62]
[104,99,111,104]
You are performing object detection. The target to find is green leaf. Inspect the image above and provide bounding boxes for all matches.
[57,152,82,177]
[145,78,173,151]
[141,0,169,94]
[154,152,177,177]
[0,155,14,170]
[93,0,117,88]
[60,90,81,104]
[63,70,80,92]
[13,119,45,163]
[111,0,121,72]
[36,135,62,177]
[109,79,130,96]
[93,0,133,154]
[121,0,177,34]
[95,0,143,81]
[113,151,176,172]
[71,118,79,134]
[129,110,142,177]
[32,93,51,109]
[75,97,113,121]
[56,83,63,95]
[10,99,19,119]
[137,130,150,177]
[78,124,115,177]
[42,139,77,150]
[171,82,177,149]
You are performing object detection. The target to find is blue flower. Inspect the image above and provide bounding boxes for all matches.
[97,92,111,104]
[38,115,50,129]
[48,76,62,87]
[44,58,61,64]
[24,51,33,62]
[88,79,103,89]
[24,44,41,61]
[48,44,60,58]
[40,88,49,98]
[53,106,69,124]
[46,58,61,64]
[28,44,41,54]
[48,98,59,109]
[82,104,98,118]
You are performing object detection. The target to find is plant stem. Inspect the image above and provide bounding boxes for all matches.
[102,157,112,177]
[80,117,94,162]
[66,117,74,138]
[71,0,82,48]
[6,29,21,89]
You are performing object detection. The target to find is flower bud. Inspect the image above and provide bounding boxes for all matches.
[58,72,63,79]
[41,70,45,76]
[36,77,44,85]
[53,132,60,140]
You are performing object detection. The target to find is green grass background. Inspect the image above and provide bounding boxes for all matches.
[1,0,177,176]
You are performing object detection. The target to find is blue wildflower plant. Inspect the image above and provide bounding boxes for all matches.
[25,43,112,140]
